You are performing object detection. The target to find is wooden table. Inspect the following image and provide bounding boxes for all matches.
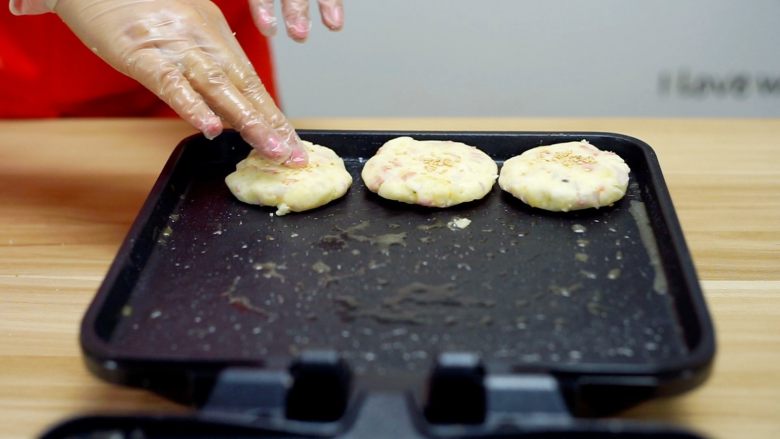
[1,118,778,438]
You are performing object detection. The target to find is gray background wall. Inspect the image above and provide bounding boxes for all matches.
[270,0,780,117]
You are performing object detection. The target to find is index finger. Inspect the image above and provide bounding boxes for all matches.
[183,50,296,164]
[222,58,308,167]
[317,0,344,31]
[248,0,278,37]
[282,0,311,42]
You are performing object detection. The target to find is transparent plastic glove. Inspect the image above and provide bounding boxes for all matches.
[249,0,343,42]
[9,0,58,15]
[47,0,308,166]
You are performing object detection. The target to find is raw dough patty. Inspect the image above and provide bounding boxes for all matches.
[498,140,630,212]
[361,137,498,207]
[225,141,352,216]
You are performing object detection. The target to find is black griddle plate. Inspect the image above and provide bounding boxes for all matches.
[79,130,714,418]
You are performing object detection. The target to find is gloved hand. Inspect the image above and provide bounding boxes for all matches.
[13,0,327,166]
[249,0,344,42]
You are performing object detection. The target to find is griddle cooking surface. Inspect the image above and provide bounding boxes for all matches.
[103,132,690,376]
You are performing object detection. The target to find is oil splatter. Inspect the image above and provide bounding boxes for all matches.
[318,234,347,250]
[628,201,668,294]
[318,268,366,288]
[311,260,331,274]
[221,276,273,318]
[417,220,446,231]
[607,268,622,280]
[157,224,174,245]
[334,295,360,310]
[370,233,407,255]
[586,291,608,317]
[549,282,583,298]
[480,315,494,326]
[253,262,286,282]
[337,305,425,325]
[384,282,459,307]
[571,224,587,233]
[575,253,589,263]
[335,281,494,326]
[323,221,407,255]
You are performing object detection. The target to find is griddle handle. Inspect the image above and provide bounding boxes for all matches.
[424,353,573,425]
[484,374,571,421]
[201,350,352,423]
[424,352,487,424]
[286,350,353,422]
[202,368,290,419]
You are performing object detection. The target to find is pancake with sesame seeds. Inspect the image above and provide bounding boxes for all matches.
[226,141,352,216]
[360,137,498,207]
[499,140,630,212]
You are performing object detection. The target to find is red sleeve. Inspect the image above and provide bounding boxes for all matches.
[0,1,278,118]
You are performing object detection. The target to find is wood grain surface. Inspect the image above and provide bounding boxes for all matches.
[1,118,778,438]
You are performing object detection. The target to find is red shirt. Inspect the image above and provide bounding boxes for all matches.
[0,1,278,118]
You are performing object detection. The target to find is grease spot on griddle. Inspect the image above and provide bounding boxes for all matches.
[334,281,496,326]
[628,201,669,295]
[549,282,583,298]
[318,234,346,250]
[253,262,286,282]
[320,221,407,255]
[318,267,366,288]
[417,221,445,231]
[311,260,331,274]
[384,282,459,307]
[334,295,360,310]
[221,276,274,319]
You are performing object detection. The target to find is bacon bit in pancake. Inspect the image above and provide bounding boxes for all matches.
[401,171,417,181]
